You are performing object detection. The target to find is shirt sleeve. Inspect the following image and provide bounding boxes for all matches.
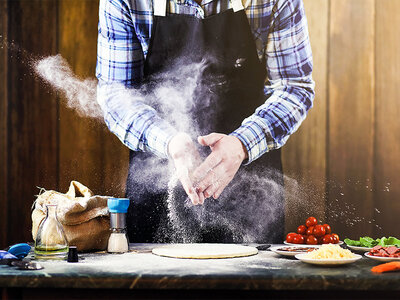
[231,0,315,164]
[96,0,177,158]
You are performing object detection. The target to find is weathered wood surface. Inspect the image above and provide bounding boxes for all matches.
[6,0,59,245]
[58,0,128,197]
[327,0,375,238]
[374,0,400,237]
[283,0,329,232]
[2,0,400,247]
[0,0,9,247]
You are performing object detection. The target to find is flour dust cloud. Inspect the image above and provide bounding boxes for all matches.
[35,55,102,119]
[33,54,296,243]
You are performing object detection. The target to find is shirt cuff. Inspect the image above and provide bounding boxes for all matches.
[230,121,271,165]
[144,117,177,159]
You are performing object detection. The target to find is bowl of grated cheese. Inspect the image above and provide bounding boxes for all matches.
[295,244,362,266]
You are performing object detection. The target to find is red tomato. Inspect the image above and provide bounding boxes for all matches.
[306,235,318,245]
[313,225,326,237]
[331,233,339,244]
[322,224,332,234]
[292,234,305,244]
[306,226,314,236]
[286,232,297,243]
[297,225,307,235]
[305,217,318,228]
[322,234,333,244]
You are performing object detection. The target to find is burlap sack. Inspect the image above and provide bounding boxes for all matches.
[32,181,110,252]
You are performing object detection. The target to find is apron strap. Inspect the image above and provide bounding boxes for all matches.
[153,0,244,17]
[154,0,167,17]
[231,0,244,12]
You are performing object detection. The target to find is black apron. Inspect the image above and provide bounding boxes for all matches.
[126,0,284,243]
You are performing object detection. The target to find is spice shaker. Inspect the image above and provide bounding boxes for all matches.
[107,198,130,253]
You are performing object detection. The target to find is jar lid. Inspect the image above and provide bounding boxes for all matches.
[107,198,130,213]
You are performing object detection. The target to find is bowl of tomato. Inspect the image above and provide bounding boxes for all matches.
[285,217,341,245]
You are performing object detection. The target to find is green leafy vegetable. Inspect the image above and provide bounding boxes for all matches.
[378,237,400,247]
[344,238,361,246]
[360,236,378,248]
[344,236,400,247]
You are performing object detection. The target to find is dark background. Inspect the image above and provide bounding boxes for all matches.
[0,0,399,248]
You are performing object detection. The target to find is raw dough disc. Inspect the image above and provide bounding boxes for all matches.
[151,243,258,259]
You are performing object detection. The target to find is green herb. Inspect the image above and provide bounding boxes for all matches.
[377,237,400,247]
[344,238,361,246]
[344,236,400,248]
[359,236,378,248]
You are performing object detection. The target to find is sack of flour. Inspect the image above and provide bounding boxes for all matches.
[32,181,110,252]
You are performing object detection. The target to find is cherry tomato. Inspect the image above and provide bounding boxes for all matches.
[322,224,332,234]
[331,233,339,244]
[299,235,305,244]
[292,234,305,244]
[297,225,307,235]
[306,235,318,245]
[286,232,297,243]
[305,217,318,228]
[313,225,326,237]
[306,226,314,236]
[322,234,333,244]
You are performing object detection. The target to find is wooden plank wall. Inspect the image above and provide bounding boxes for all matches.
[374,0,400,237]
[283,0,400,239]
[58,0,128,197]
[5,0,59,246]
[327,0,375,238]
[1,0,400,248]
[0,0,9,247]
[283,0,328,232]
[0,0,128,247]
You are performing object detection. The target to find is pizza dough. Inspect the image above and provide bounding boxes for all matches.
[151,243,258,259]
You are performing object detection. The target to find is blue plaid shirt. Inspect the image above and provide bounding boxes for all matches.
[96,0,314,164]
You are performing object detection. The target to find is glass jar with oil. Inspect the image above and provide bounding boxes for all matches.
[34,204,68,259]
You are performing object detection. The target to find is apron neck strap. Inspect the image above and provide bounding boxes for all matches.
[231,0,244,12]
[153,0,244,17]
[154,0,167,17]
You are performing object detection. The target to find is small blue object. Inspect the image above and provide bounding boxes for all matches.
[8,243,31,259]
[107,198,130,213]
[0,250,17,260]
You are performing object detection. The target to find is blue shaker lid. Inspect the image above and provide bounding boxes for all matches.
[107,198,130,213]
[8,243,31,259]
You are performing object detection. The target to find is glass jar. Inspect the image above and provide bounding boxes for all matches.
[34,204,68,259]
[107,228,129,253]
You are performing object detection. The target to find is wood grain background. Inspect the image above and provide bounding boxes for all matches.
[0,0,399,247]
[284,0,400,238]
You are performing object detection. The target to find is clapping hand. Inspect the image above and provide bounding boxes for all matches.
[193,133,248,200]
[168,132,205,205]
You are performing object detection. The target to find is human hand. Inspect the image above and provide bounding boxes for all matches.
[193,133,248,199]
[168,132,205,205]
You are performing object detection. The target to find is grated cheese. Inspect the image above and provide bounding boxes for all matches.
[305,244,355,259]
